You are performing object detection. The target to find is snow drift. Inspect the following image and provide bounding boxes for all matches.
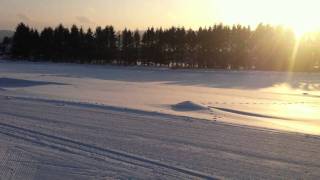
[171,101,209,111]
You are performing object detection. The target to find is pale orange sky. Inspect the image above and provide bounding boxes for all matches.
[0,0,320,34]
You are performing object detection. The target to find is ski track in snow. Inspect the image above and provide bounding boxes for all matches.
[0,122,217,180]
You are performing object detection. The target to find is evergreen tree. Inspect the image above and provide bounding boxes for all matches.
[40,27,54,59]
[12,23,32,58]
[8,22,320,72]
[121,29,135,65]
[133,30,141,62]
[69,25,81,61]
[53,24,70,61]
[83,28,95,63]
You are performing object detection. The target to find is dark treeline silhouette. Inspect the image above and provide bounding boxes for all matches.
[5,23,320,71]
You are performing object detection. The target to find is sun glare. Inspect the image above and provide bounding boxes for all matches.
[289,21,317,38]
[215,0,320,38]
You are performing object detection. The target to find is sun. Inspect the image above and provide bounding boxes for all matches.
[289,26,308,38]
[289,21,317,38]
[215,0,320,38]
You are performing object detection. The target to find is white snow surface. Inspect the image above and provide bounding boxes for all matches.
[0,60,319,135]
[0,60,320,179]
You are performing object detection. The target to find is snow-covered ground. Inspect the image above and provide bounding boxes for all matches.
[0,60,320,179]
[0,60,320,134]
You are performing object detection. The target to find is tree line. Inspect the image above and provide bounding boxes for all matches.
[3,23,320,72]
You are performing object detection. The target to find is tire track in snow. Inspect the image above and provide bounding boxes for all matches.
[0,122,218,180]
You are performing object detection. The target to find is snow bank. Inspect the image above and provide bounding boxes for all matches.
[171,101,208,111]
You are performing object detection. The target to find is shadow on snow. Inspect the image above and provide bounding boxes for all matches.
[0,78,68,88]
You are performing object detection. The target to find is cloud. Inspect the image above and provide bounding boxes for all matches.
[76,16,94,24]
[17,13,31,22]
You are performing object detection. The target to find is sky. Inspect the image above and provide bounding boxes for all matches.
[1,0,320,34]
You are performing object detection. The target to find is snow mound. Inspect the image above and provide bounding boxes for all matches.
[171,101,208,111]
